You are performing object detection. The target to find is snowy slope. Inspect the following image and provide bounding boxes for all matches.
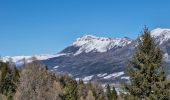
[151,28,170,44]
[72,35,132,55]
[1,53,67,65]
[45,28,170,84]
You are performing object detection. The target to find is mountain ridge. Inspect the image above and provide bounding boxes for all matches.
[1,28,170,84]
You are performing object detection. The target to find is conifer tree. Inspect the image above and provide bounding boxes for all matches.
[0,62,8,82]
[106,84,117,100]
[106,84,112,100]
[0,62,19,100]
[1,73,17,99]
[89,83,106,100]
[125,27,170,99]
[111,86,117,100]
[61,75,78,100]
[12,66,20,82]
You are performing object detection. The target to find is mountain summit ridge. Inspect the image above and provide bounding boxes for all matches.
[151,28,170,44]
[72,35,132,55]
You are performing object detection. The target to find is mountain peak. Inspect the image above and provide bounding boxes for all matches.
[151,28,170,37]
[76,35,112,42]
[151,28,170,44]
[79,35,98,39]
[72,35,132,55]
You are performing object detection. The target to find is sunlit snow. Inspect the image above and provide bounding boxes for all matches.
[73,35,132,55]
[1,53,67,64]
[151,28,170,44]
[83,75,94,82]
[103,72,124,79]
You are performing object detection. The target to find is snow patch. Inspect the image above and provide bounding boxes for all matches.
[33,53,67,60]
[103,72,124,79]
[75,78,80,81]
[83,75,94,82]
[121,76,129,80]
[97,73,107,77]
[53,66,59,69]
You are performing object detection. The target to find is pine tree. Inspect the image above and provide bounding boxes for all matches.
[61,75,78,100]
[125,27,170,99]
[12,66,20,82]
[111,86,117,100]
[0,62,8,82]
[77,79,87,100]
[106,84,118,100]
[1,73,17,99]
[89,83,106,100]
[0,62,19,100]
[106,84,112,100]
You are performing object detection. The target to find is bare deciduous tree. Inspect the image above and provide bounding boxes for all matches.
[14,61,62,100]
[85,90,95,100]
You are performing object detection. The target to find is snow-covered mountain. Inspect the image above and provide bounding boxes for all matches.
[1,53,67,66]
[151,28,170,44]
[44,28,170,84]
[1,28,170,85]
[60,35,132,56]
[0,35,132,63]
[72,35,132,55]
[150,28,170,62]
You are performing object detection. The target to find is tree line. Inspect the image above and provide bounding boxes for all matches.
[0,59,117,100]
[0,27,170,100]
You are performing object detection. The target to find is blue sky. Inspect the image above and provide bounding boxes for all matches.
[0,0,170,56]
